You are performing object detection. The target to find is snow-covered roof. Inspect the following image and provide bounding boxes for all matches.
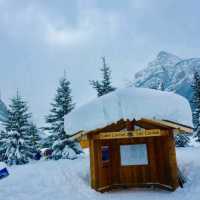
[64,86,193,135]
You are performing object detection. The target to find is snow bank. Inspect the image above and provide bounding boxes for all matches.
[0,162,7,169]
[65,86,193,135]
[0,147,200,200]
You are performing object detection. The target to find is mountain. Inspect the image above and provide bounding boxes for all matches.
[0,99,8,122]
[134,51,200,104]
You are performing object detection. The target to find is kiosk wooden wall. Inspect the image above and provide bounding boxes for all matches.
[89,131,179,192]
[71,118,192,192]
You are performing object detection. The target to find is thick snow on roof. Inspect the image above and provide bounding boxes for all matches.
[65,86,193,135]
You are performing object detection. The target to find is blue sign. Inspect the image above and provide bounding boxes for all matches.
[0,168,9,179]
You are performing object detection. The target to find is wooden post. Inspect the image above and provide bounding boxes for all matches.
[167,133,179,190]
[89,139,96,189]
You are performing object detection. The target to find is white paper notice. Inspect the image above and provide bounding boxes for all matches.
[120,144,148,166]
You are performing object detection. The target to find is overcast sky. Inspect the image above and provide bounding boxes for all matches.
[0,0,200,126]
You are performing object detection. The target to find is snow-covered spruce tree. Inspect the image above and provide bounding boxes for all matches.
[0,130,8,161]
[174,73,200,146]
[28,122,41,150]
[192,71,200,141]
[45,73,82,160]
[158,80,165,91]
[2,92,37,165]
[90,57,116,97]
[175,134,190,147]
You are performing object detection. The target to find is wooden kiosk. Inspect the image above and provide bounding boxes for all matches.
[72,118,192,192]
[65,86,193,192]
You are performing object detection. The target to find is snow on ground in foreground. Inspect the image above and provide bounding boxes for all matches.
[0,147,200,200]
[65,86,193,135]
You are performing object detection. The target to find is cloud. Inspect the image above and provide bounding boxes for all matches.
[45,6,122,48]
[0,0,122,49]
[0,1,47,44]
[45,22,93,47]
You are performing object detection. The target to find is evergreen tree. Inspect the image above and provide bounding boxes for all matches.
[90,57,116,97]
[175,134,190,147]
[0,129,8,162]
[158,80,165,91]
[28,122,41,150]
[51,138,82,160]
[45,73,81,159]
[1,92,37,165]
[192,71,200,141]
[46,73,75,136]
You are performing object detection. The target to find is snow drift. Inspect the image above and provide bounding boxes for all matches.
[1,148,200,200]
[65,86,193,135]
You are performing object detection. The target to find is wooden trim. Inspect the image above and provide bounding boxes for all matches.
[139,118,193,133]
[163,119,193,130]
[70,131,85,140]
[93,129,169,140]
[97,183,175,192]
[68,118,192,140]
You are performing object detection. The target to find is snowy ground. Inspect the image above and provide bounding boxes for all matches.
[0,147,200,200]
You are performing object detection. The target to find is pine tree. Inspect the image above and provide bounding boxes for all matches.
[45,72,81,159]
[90,57,116,97]
[1,92,37,165]
[192,71,200,141]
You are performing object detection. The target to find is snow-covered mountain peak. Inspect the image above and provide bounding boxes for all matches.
[134,51,182,90]
[134,51,200,105]
[157,51,181,61]
[149,51,182,69]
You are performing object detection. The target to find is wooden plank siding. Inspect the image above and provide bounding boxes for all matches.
[90,134,179,191]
